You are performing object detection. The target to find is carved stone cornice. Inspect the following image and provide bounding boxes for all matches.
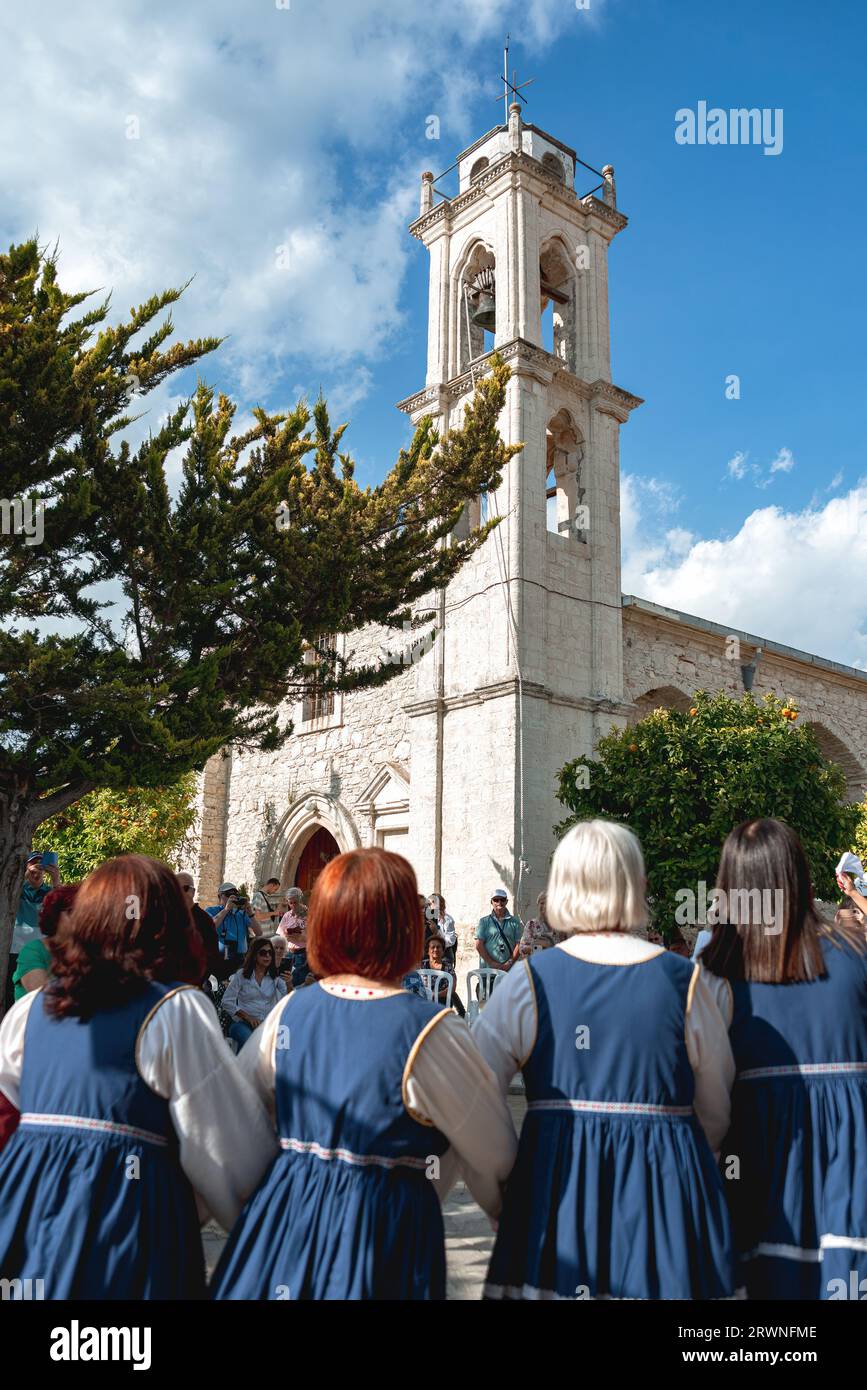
[409,152,628,241]
[403,677,633,720]
[395,339,643,418]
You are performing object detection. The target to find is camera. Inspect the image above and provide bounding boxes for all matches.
[424,904,437,923]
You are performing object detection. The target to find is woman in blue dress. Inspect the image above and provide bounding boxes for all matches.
[0,854,276,1300]
[212,847,517,1300]
[699,818,867,1300]
[474,819,738,1300]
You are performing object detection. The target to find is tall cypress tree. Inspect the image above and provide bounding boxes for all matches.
[0,239,518,1002]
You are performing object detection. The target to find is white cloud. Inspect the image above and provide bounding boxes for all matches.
[769,446,795,474]
[727,450,749,480]
[623,476,867,668]
[0,0,579,413]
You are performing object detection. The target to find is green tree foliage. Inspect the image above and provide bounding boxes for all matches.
[0,238,520,999]
[556,690,860,936]
[853,800,867,870]
[32,778,199,883]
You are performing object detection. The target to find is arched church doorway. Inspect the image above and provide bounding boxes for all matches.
[293,826,341,892]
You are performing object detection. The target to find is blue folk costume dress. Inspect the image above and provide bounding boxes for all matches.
[485,948,737,1300]
[0,983,205,1299]
[212,984,450,1300]
[722,933,867,1299]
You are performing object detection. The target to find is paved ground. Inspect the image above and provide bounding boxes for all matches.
[203,1091,526,1299]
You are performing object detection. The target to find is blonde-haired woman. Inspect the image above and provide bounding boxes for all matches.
[474,819,738,1300]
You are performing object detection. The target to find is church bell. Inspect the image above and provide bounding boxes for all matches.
[467,267,496,332]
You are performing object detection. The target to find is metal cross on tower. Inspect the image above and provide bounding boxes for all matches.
[497,35,534,125]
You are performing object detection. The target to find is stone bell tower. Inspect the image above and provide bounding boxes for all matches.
[397,102,642,926]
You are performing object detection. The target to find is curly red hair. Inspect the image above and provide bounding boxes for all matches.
[306,847,423,982]
[46,854,205,1019]
[39,883,80,939]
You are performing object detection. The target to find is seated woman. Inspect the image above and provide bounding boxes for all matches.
[0,854,276,1300]
[517,890,563,956]
[211,846,517,1301]
[11,883,79,1001]
[221,940,287,1050]
[473,818,737,1301]
[422,934,466,1018]
[700,818,867,1300]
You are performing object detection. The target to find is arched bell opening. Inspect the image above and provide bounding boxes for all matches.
[458,243,497,371]
[539,240,575,370]
[545,409,585,539]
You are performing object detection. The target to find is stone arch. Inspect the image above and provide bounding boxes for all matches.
[261,791,362,886]
[545,407,585,538]
[628,685,693,725]
[469,156,490,182]
[453,236,497,374]
[541,150,566,184]
[539,235,576,369]
[804,720,867,802]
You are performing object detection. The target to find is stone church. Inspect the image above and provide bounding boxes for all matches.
[190,104,867,947]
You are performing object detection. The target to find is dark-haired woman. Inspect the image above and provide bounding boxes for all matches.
[221,939,287,1050]
[0,854,277,1300]
[701,818,867,1300]
[211,847,517,1301]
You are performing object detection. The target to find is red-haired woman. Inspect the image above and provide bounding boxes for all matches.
[211,847,517,1300]
[0,854,277,1300]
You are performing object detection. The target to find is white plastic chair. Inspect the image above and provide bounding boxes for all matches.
[465,968,503,1026]
[419,969,454,1009]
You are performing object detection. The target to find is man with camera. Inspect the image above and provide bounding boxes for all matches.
[205,883,258,974]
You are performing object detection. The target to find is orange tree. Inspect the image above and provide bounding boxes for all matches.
[556,690,859,936]
[32,777,198,883]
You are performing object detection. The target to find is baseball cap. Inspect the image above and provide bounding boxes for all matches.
[27,852,44,865]
[218,882,238,895]
[491,888,508,900]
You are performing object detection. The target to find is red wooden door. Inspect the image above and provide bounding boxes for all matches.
[294,827,340,892]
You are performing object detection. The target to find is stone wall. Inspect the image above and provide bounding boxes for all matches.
[622,600,867,799]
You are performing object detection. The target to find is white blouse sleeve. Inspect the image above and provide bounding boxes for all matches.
[137,987,279,1231]
[685,964,735,1156]
[402,1011,517,1219]
[220,971,242,1018]
[470,959,538,1096]
[233,993,291,1121]
[0,990,39,1107]
[701,968,734,1029]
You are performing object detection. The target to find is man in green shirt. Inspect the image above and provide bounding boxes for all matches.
[475,888,523,974]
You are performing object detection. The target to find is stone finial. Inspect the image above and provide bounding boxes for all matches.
[602,164,616,208]
[509,101,522,153]
[420,170,434,215]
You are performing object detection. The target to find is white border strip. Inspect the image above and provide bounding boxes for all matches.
[743,1235,867,1263]
[19,1112,168,1147]
[279,1137,429,1170]
[739,1062,867,1081]
[527,1099,693,1117]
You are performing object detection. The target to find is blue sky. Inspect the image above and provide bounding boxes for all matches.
[3,0,866,663]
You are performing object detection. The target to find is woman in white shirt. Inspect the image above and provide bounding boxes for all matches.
[221,940,287,1050]
[0,853,275,1299]
[211,847,516,1301]
[473,819,738,1301]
